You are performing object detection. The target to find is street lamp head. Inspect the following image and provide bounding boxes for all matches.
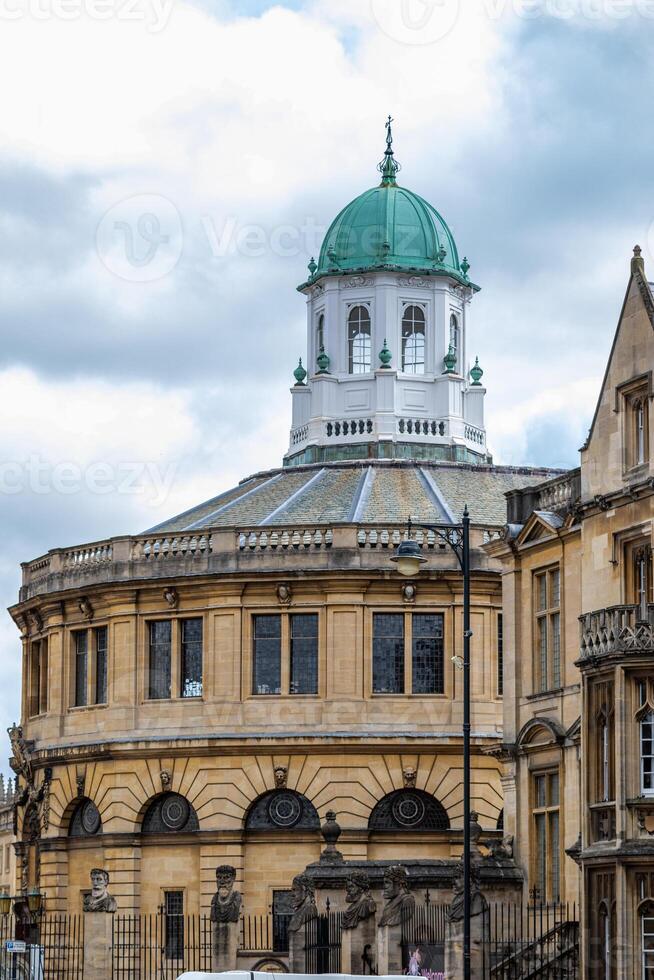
[390,538,427,577]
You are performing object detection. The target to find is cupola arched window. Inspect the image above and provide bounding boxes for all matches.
[402,305,426,374]
[245,790,320,831]
[368,789,450,831]
[450,314,460,371]
[69,798,102,837]
[142,793,199,834]
[348,306,371,374]
[317,313,325,357]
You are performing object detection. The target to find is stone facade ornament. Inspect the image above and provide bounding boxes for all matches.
[274,765,288,789]
[163,587,178,609]
[487,834,514,859]
[319,811,343,864]
[27,610,43,634]
[402,767,417,789]
[83,869,117,913]
[76,771,86,798]
[276,584,292,605]
[160,769,172,790]
[402,583,417,603]
[79,597,94,621]
[343,276,373,288]
[447,811,487,922]
[379,866,415,927]
[210,866,242,923]
[8,724,51,834]
[288,874,317,933]
[343,871,376,929]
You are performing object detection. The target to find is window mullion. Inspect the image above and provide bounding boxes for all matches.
[171,620,181,699]
[405,613,412,695]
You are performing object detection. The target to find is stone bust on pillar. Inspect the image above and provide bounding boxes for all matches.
[210,866,242,923]
[83,869,117,913]
[288,874,317,933]
[343,871,376,930]
[379,865,415,927]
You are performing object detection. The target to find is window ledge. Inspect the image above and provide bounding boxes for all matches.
[526,687,565,702]
[68,703,109,713]
[142,697,205,705]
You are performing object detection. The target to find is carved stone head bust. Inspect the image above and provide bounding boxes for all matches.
[379,865,414,928]
[83,868,117,913]
[343,871,376,930]
[210,865,242,923]
[288,874,317,932]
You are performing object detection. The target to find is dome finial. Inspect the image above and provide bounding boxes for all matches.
[378,114,401,186]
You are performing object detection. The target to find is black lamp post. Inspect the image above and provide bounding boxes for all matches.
[391,506,472,980]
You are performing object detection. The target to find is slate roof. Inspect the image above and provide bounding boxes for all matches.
[145,461,561,533]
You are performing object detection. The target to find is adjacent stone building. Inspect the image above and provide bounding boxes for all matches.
[6,127,553,940]
[487,247,654,977]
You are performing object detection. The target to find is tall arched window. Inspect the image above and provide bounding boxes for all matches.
[402,305,426,374]
[450,314,460,371]
[641,710,654,796]
[348,306,371,374]
[317,313,324,357]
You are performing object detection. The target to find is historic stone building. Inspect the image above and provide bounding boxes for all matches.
[6,124,555,947]
[487,247,654,977]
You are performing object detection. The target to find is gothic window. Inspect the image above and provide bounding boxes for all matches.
[642,904,654,980]
[532,771,560,902]
[348,306,371,374]
[641,712,654,796]
[142,793,199,834]
[164,891,184,960]
[181,618,203,698]
[401,305,425,374]
[69,798,102,837]
[372,612,445,695]
[534,567,561,693]
[368,790,450,831]
[245,790,320,831]
[252,613,319,696]
[73,631,88,707]
[29,639,48,717]
[625,540,653,620]
[148,620,172,700]
[450,314,460,370]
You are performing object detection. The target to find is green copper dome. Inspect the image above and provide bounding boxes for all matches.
[301,118,474,288]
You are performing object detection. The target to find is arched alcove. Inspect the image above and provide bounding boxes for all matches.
[368,789,450,831]
[245,790,319,831]
[69,798,102,837]
[142,793,199,834]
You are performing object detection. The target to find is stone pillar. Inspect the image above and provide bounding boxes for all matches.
[211,920,239,973]
[376,921,404,976]
[376,866,415,976]
[342,869,377,975]
[210,865,242,973]
[444,912,488,980]
[288,923,308,973]
[83,913,113,980]
[287,873,317,973]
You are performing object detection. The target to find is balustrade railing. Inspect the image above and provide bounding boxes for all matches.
[537,468,581,512]
[579,604,654,658]
[238,528,333,551]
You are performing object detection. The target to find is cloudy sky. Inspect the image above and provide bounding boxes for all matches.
[0,0,651,759]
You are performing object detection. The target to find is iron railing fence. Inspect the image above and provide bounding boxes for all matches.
[112,913,212,980]
[0,914,84,980]
[401,902,448,975]
[485,901,579,979]
[240,913,291,953]
[304,909,343,975]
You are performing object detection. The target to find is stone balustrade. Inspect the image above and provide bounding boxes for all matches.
[579,604,654,659]
[537,468,581,513]
[19,519,501,602]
